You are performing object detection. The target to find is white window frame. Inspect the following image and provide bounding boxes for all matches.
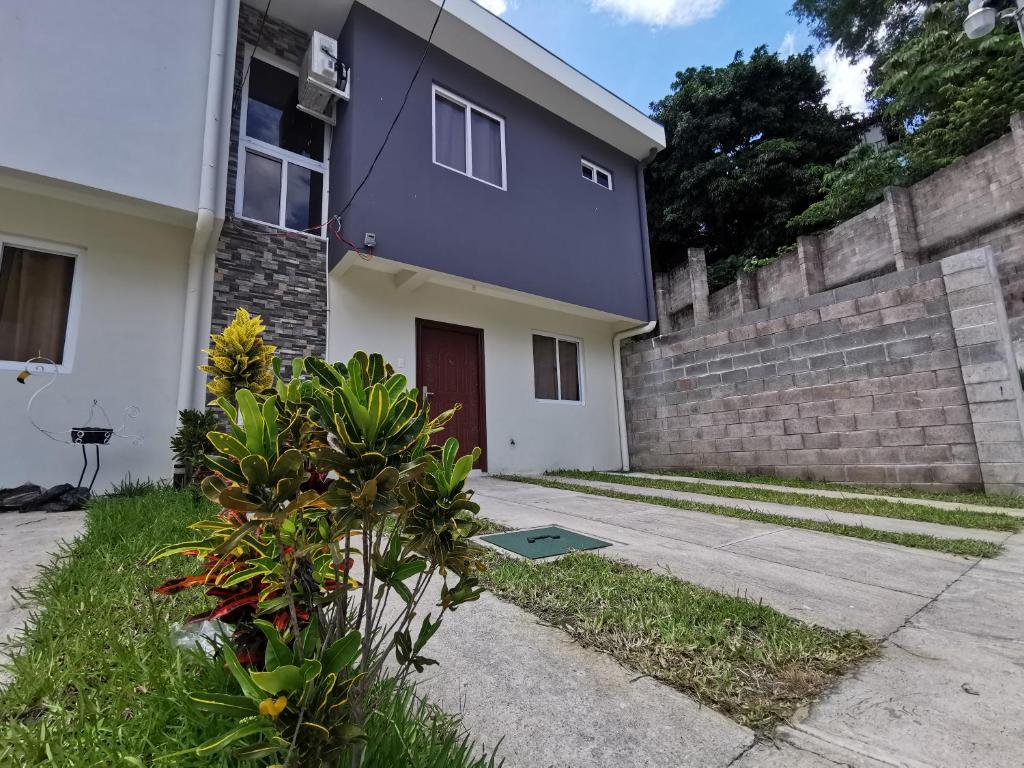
[581,158,613,190]
[431,84,508,191]
[532,331,585,405]
[0,233,84,374]
[235,46,332,238]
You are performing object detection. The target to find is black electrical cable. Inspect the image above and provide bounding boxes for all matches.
[336,0,447,220]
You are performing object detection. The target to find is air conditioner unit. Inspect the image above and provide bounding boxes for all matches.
[298,31,350,125]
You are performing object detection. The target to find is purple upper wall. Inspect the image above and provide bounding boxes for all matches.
[329,4,654,321]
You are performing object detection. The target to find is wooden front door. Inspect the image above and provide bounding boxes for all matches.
[416,319,487,471]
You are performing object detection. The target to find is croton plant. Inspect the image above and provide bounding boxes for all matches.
[151,309,486,766]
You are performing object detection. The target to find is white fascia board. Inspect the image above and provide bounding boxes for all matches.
[264,0,667,160]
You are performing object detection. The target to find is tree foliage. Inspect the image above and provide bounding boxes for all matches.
[794,1,1024,229]
[790,0,929,59]
[645,46,860,288]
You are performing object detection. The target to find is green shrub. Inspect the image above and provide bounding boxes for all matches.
[151,310,486,766]
[170,408,220,486]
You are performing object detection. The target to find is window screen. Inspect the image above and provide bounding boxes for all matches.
[532,335,558,400]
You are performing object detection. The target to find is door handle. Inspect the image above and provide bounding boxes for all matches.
[421,386,433,402]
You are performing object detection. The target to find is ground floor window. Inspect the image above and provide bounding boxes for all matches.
[0,240,78,368]
[532,333,582,402]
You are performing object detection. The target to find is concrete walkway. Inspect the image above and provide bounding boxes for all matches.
[548,475,1010,544]
[414,580,754,767]
[735,534,1024,768]
[426,476,1024,767]
[0,510,85,684]
[630,472,1024,518]
[470,477,994,636]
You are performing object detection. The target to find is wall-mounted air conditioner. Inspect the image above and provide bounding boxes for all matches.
[297,30,350,125]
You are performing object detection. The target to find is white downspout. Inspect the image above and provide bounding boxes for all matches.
[614,149,661,472]
[176,0,238,414]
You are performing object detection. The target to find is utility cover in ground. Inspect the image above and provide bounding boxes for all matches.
[481,526,612,559]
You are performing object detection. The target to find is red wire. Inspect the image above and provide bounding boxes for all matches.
[260,214,374,261]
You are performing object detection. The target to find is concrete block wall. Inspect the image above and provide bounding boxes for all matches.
[624,248,1024,493]
[655,116,1024,366]
[941,248,1024,494]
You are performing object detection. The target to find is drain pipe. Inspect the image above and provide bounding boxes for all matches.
[176,0,238,414]
[614,149,660,472]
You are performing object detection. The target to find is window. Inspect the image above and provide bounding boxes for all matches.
[0,240,79,370]
[581,158,612,190]
[237,52,330,234]
[532,334,582,402]
[432,85,506,190]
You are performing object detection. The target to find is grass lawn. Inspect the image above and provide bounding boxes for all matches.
[650,467,1024,510]
[0,490,497,768]
[497,476,1003,559]
[480,551,877,731]
[551,470,1023,532]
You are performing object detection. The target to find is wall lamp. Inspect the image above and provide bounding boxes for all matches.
[964,0,1024,45]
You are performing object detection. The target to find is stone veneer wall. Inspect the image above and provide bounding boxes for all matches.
[211,4,328,360]
[655,116,1024,366]
[624,248,1024,493]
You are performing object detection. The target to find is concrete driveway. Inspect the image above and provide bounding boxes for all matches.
[407,476,1024,767]
[0,510,85,685]
[470,477,998,637]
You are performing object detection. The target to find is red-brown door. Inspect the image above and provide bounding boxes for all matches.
[416,319,487,471]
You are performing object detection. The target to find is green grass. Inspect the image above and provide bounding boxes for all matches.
[650,467,1024,510]
[0,490,497,768]
[550,470,1023,533]
[480,551,876,731]
[497,476,1004,559]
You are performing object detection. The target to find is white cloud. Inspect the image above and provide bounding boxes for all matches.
[778,31,797,58]
[474,0,509,15]
[589,0,723,27]
[814,43,871,115]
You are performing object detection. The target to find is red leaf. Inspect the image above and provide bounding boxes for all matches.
[209,592,259,622]
[155,575,208,595]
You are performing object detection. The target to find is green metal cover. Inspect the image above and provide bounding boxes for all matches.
[481,526,612,560]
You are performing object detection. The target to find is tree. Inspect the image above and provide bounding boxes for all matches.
[793,1,1024,229]
[646,47,861,288]
[790,0,929,59]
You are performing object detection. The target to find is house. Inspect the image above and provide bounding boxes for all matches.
[0,0,665,489]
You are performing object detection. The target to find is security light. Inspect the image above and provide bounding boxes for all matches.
[964,0,998,39]
[963,0,1024,46]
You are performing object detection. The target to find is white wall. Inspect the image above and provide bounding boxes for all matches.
[0,188,191,491]
[0,0,215,214]
[329,268,623,473]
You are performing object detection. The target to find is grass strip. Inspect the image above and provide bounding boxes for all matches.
[497,475,1003,559]
[480,551,877,731]
[0,489,497,768]
[651,467,1024,510]
[551,470,1022,533]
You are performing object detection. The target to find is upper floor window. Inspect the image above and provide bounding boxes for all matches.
[432,85,507,190]
[532,333,582,403]
[0,239,80,371]
[237,53,330,234]
[581,159,612,190]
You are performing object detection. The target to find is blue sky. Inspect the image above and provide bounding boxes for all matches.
[472,0,870,115]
